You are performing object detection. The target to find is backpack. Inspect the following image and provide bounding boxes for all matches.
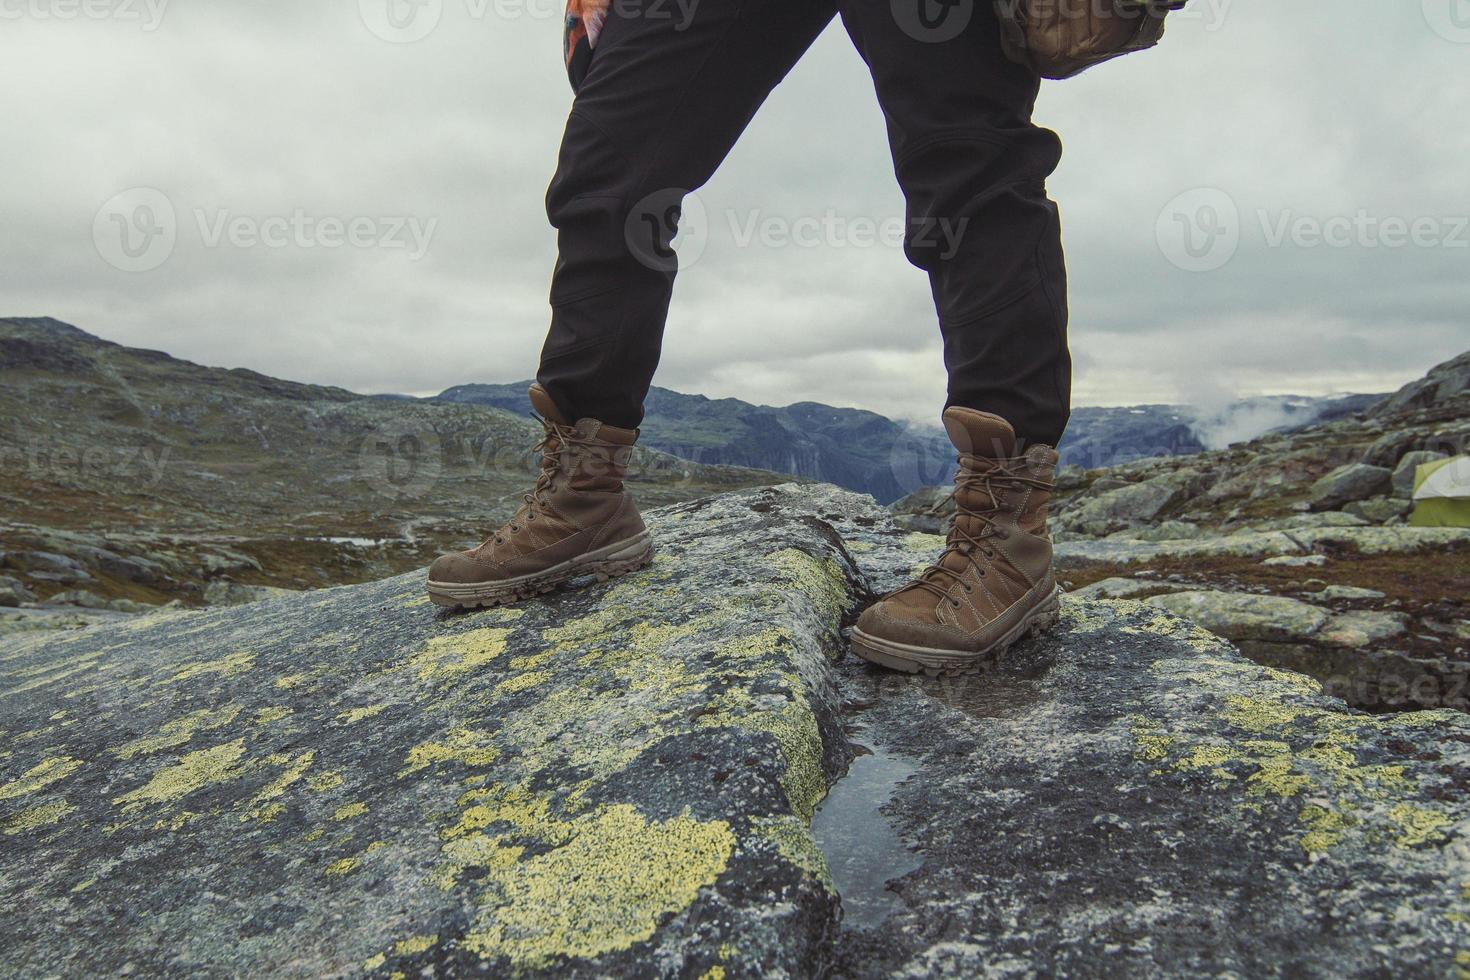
[994,0,1188,80]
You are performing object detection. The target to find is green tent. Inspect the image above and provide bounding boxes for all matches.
[1410,455,1470,527]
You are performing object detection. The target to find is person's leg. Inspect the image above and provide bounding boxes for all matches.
[539,0,836,428]
[837,0,1070,448]
[842,0,1068,672]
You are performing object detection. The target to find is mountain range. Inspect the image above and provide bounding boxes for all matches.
[437,383,1383,502]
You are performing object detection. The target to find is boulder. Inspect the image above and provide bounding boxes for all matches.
[1309,464,1393,511]
[1391,450,1449,498]
[1056,477,1182,537]
[3,550,91,583]
[0,574,36,608]
[1068,577,1172,600]
[1318,610,1410,649]
[4,486,1468,976]
[1319,585,1386,602]
[203,580,301,607]
[1344,496,1412,524]
[41,589,110,610]
[1262,554,1328,567]
[1110,520,1202,542]
[1146,590,1330,644]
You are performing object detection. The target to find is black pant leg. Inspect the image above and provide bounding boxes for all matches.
[538,0,836,428]
[838,0,1071,448]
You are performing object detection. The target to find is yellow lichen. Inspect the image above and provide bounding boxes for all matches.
[326,856,360,877]
[0,756,83,800]
[460,804,734,967]
[362,952,386,970]
[400,728,499,776]
[309,772,344,792]
[275,673,309,690]
[165,650,256,684]
[394,934,437,955]
[241,751,314,822]
[255,707,293,724]
[334,802,369,821]
[114,740,247,809]
[337,705,386,724]
[406,628,514,683]
[2,799,75,835]
[115,706,244,762]
[1387,804,1453,848]
[753,815,834,891]
[494,671,551,695]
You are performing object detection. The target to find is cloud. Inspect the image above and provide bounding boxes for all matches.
[0,0,1464,424]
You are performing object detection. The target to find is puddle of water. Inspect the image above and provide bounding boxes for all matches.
[311,536,387,547]
[810,744,922,930]
[915,661,1050,720]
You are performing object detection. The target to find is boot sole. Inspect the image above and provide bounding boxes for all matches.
[849,586,1062,677]
[426,532,654,610]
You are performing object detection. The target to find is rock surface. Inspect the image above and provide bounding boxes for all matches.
[1309,464,1393,511]
[3,486,1469,977]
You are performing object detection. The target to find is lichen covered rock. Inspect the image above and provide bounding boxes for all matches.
[3,485,1468,977]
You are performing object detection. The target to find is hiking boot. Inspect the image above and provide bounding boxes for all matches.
[851,408,1060,675]
[426,384,653,609]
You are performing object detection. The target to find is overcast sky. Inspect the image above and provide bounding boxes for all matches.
[1,0,1467,422]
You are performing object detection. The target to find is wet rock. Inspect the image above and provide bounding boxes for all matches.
[1391,450,1449,498]
[1309,464,1393,511]
[832,598,1470,975]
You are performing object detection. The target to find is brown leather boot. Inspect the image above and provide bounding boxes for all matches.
[426,384,653,609]
[851,408,1060,675]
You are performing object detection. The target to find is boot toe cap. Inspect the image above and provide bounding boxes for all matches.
[855,597,967,649]
[428,551,498,585]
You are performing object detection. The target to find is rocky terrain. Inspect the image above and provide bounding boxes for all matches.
[895,349,1470,712]
[0,317,785,631]
[4,485,1468,977]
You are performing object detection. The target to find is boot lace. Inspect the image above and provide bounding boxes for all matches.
[495,414,578,545]
[903,454,1054,604]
